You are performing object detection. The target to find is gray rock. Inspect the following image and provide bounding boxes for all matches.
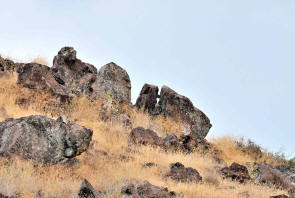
[163,134,179,151]
[0,115,92,164]
[95,62,131,103]
[78,179,105,198]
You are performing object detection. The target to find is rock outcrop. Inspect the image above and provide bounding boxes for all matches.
[165,162,202,183]
[121,181,175,198]
[246,162,293,189]
[136,84,211,140]
[78,179,105,198]
[0,115,92,164]
[220,163,251,183]
[0,56,15,73]
[129,127,163,147]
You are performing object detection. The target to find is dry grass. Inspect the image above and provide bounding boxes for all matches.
[31,57,49,66]
[0,73,288,198]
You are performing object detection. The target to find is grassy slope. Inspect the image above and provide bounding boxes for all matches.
[0,74,287,198]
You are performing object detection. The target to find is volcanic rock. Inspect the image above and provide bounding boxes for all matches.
[78,179,105,198]
[165,162,202,183]
[129,127,163,146]
[0,115,92,164]
[220,163,251,183]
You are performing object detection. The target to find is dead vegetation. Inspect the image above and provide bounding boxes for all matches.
[0,73,288,198]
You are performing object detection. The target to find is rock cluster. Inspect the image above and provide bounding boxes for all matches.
[17,47,131,103]
[0,115,92,164]
[136,84,211,140]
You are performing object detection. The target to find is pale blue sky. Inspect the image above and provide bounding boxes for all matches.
[1,0,295,156]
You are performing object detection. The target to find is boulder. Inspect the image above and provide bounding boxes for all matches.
[165,162,202,183]
[0,115,92,164]
[52,47,98,96]
[121,181,175,198]
[78,179,105,198]
[220,163,251,183]
[17,63,70,101]
[158,86,211,139]
[135,85,211,140]
[246,162,293,189]
[129,127,163,146]
[163,134,180,151]
[96,62,131,103]
[135,84,159,114]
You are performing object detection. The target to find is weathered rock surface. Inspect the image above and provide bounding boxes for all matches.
[136,84,211,140]
[220,163,251,183]
[246,162,293,189]
[163,134,180,151]
[0,56,15,73]
[96,62,131,103]
[165,162,202,183]
[135,84,159,114]
[78,179,106,198]
[52,47,99,96]
[121,181,175,198]
[18,63,70,101]
[129,127,163,146]
[0,115,92,164]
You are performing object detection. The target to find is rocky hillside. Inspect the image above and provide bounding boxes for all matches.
[0,47,293,198]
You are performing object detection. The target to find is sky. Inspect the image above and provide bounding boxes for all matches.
[1,0,295,157]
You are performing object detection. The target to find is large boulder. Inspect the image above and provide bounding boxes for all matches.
[95,62,131,103]
[135,84,159,114]
[78,179,105,198]
[18,63,70,100]
[0,56,15,73]
[165,162,202,183]
[0,115,92,164]
[135,85,211,140]
[121,181,175,198]
[220,163,251,183]
[129,127,163,147]
[52,47,98,96]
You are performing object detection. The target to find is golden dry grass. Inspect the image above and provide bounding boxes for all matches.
[0,74,288,198]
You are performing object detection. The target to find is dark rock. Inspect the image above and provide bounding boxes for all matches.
[129,127,163,147]
[17,63,70,101]
[96,62,131,103]
[0,56,15,73]
[165,162,202,183]
[0,115,92,164]
[78,179,105,198]
[135,84,159,114]
[275,165,295,186]
[121,181,175,198]
[52,47,98,96]
[135,84,211,140]
[163,134,179,151]
[246,162,293,189]
[220,163,251,183]
[0,193,14,198]
[270,195,289,198]
[158,86,211,139]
